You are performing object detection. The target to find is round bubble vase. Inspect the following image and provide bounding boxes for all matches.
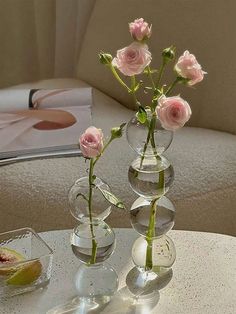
[69,176,112,224]
[126,113,176,296]
[51,123,126,313]
[67,176,119,310]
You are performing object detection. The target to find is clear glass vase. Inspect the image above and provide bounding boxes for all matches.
[128,155,174,199]
[70,221,118,304]
[132,234,176,269]
[71,221,116,264]
[68,177,119,309]
[126,112,176,296]
[130,196,176,237]
[68,176,112,223]
[49,221,119,313]
[126,110,173,156]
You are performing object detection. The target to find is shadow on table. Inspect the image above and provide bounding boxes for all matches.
[47,287,159,314]
[47,268,173,314]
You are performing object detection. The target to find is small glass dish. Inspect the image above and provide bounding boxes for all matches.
[0,227,53,298]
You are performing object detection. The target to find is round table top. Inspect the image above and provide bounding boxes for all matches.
[1,229,236,314]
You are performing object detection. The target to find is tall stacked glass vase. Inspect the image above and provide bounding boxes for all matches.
[126,109,176,295]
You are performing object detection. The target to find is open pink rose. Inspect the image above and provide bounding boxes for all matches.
[129,18,152,41]
[175,50,206,86]
[79,126,103,158]
[112,42,152,76]
[156,95,192,130]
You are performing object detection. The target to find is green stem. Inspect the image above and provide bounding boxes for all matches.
[165,77,179,96]
[150,131,158,157]
[147,66,156,89]
[139,114,158,169]
[93,138,113,167]
[139,119,152,169]
[145,170,165,271]
[131,76,139,107]
[109,65,131,92]
[86,130,123,264]
[149,129,165,195]
[144,124,165,271]
[88,158,97,265]
[156,60,166,88]
[145,199,157,270]
[158,170,165,195]
[136,112,165,271]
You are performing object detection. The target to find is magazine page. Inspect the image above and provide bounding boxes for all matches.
[0,88,92,160]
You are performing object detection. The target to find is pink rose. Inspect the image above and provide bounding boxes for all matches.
[175,50,206,86]
[156,95,192,130]
[79,126,103,158]
[112,42,152,76]
[129,18,152,41]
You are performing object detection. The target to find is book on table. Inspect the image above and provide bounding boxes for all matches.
[0,88,92,165]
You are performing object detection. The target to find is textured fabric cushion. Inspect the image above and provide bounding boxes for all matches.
[0,79,235,236]
[77,0,236,134]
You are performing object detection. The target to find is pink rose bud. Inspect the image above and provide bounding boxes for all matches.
[156,95,192,131]
[175,50,207,86]
[112,42,152,76]
[129,18,152,41]
[79,126,104,158]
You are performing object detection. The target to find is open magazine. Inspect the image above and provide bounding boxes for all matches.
[0,88,92,165]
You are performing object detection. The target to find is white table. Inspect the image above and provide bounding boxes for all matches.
[1,229,236,314]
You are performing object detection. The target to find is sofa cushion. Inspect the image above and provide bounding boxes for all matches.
[77,0,236,135]
[0,78,235,236]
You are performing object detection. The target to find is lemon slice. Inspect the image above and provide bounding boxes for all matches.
[7,260,42,286]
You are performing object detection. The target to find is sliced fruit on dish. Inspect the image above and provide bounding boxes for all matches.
[0,247,25,275]
[7,260,42,286]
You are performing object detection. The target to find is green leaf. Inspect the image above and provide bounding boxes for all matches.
[98,188,126,209]
[136,106,147,124]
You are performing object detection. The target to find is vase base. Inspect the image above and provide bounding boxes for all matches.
[74,263,119,299]
[126,266,173,296]
[47,295,111,314]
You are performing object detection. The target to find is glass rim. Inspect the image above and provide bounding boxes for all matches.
[72,222,115,240]
[0,227,53,258]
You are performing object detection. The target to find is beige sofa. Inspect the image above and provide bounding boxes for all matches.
[0,0,235,235]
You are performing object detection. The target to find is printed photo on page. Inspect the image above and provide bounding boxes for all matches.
[0,88,92,159]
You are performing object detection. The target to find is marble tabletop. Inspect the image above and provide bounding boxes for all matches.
[1,229,236,314]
